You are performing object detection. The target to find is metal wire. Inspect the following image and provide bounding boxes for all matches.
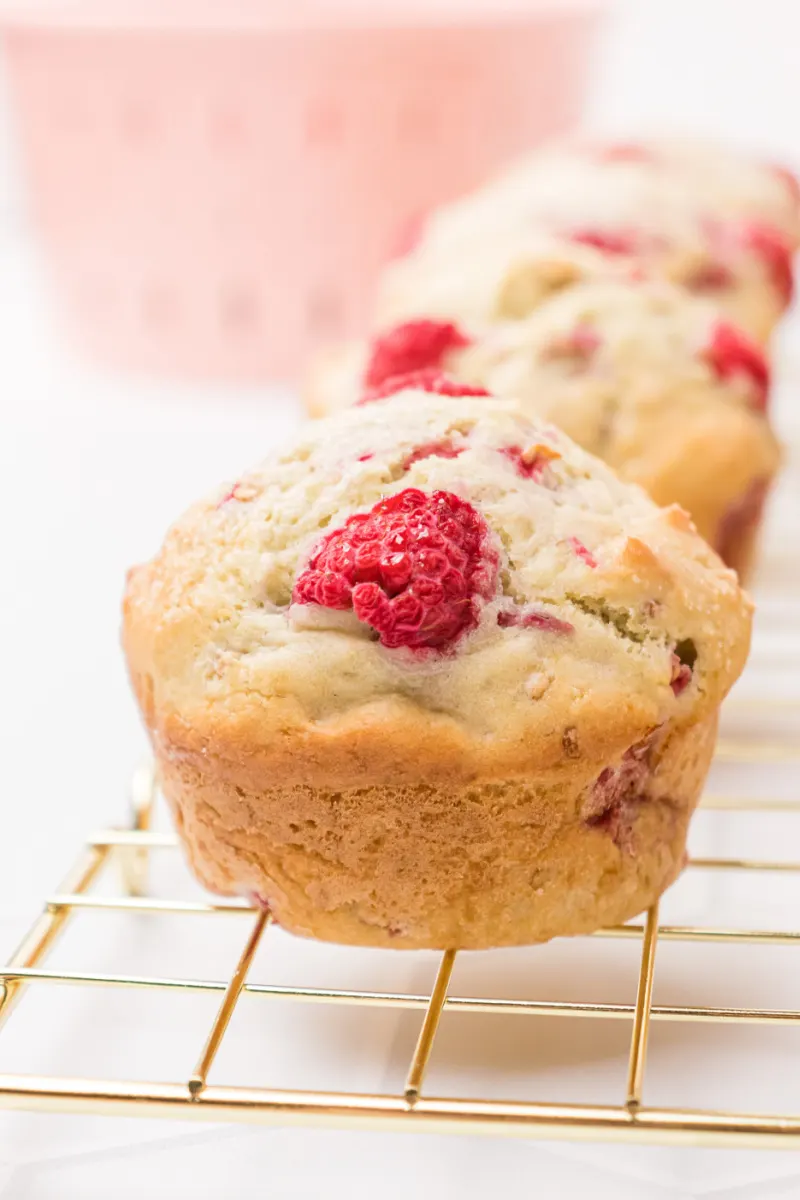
[1,731,799,1147]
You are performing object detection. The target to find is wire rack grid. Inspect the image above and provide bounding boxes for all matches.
[1,719,800,1150]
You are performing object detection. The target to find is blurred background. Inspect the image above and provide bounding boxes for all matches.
[2,3,800,1195]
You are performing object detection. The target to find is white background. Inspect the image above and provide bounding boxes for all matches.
[2,2,800,1198]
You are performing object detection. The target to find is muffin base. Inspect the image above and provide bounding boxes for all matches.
[155,712,718,950]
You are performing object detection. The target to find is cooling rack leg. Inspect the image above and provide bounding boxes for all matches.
[188,909,271,1097]
[405,949,457,1105]
[0,845,110,1038]
[120,762,156,898]
[626,903,660,1110]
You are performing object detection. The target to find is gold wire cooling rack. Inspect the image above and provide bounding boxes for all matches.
[1,723,800,1150]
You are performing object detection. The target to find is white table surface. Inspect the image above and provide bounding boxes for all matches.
[4,2,800,1194]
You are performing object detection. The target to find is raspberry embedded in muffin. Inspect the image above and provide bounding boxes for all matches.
[501,443,561,481]
[497,607,574,634]
[567,227,643,257]
[568,536,598,568]
[400,438,465,470]
[703,320,770,411]
[363,319,472,389]
[583,729,661,852]
[360,367,489,405]
[737,220,794,304]
[292,487,499,651]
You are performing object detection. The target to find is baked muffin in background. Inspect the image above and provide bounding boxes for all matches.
[378,227,647,329]
[518,138,800,252]
[124,390,751,950]
[305,281,781,580]
[384,142,797,344]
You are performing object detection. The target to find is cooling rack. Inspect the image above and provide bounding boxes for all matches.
[1,719,799,1150]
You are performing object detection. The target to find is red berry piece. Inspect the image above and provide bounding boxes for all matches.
[292,488,498,651]
[568,227,639,256]
[738,220,794,304]
[498,608,574,634]
[402,439,464,470]
[583,729,659,851]
[500,443,560,481]
[685,260,735,292]
[360,367,490,405]
[363,320,472,389]
[670,653,692,696]
[703,321,770,412]
[567,536,598,568]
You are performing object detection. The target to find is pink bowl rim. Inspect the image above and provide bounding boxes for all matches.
[0,0,605,32]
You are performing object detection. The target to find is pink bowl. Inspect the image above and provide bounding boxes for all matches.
[1,2,603,382]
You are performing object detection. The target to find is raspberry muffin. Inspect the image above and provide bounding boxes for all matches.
[389,150,794,343]
[305,285,781,580]
[124,391,751,949]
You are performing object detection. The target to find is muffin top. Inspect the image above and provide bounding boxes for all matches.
[398,147,793,336]
[523,138,800,250]
[124,391,751,787]
[377,226,645,328]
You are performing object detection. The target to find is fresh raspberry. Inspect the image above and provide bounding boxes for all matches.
[738,221,794,304]
[363,320,472,390]
[501,444,560,481]
[498,608,574,635]
[292,488,498,651]
[402,440,464,470]
[567,536,598,568]
[703,321,770,412]
[568,228,639,256]
[360,367,490,405]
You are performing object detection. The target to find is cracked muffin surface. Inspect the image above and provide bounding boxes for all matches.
[124,391,751,949]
